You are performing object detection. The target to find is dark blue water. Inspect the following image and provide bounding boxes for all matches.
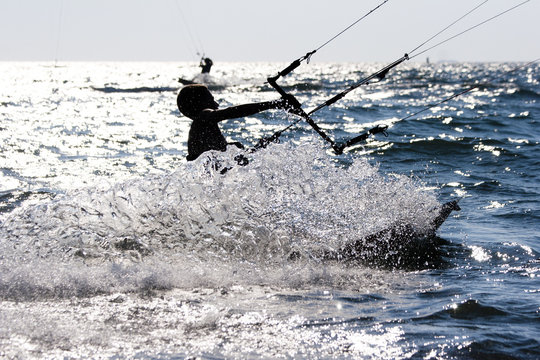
[0,61,538,359]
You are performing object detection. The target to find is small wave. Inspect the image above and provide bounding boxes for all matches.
[91,86,178,93]
[493,210,540,223]
[449,338,540,360]
[379,138,472,159]
[445,299,508,319]
[499,86,540,100]
[467,241,540,268]
[420,299,507,321]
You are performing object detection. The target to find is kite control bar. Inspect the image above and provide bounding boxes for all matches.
[267,60,390,154]
[267,75,343,153]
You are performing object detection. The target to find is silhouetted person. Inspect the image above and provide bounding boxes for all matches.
[200,57,213,74]
[177,84,299,162]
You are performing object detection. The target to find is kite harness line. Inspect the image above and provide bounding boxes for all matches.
[259,0,393,154]
[254,0,531,155]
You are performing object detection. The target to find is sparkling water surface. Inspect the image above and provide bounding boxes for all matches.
[0,61,538,359]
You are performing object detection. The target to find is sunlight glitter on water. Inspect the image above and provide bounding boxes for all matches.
[469,245,491,262]
[1,60,538,359]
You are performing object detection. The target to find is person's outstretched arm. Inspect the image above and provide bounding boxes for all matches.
[202,95,301,122]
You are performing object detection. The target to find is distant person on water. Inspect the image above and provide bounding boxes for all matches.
[177,57,213,85]
[177,84,300,162]
[200,57,213,74]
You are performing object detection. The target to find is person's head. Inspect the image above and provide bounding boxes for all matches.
[177,84,218,119]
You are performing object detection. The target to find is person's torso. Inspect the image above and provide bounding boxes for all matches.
[187,121,227,161]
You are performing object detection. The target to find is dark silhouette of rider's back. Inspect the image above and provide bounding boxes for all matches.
[200,57,213,74]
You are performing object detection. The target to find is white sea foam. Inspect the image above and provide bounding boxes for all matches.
[0,140,439,299]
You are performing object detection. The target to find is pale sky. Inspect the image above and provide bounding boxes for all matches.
[2,0,539,63]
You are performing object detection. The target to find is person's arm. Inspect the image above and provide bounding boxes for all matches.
[202,95,301,123]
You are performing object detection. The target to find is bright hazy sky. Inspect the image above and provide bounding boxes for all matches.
[2,0,539,63]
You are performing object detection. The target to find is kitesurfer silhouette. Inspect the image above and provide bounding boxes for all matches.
[200,57,213,74]
[177,84,300,162]
[178,57,214,85]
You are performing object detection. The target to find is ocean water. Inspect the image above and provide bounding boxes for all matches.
[0,61,538,359]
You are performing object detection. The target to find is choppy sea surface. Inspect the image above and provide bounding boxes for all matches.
[0,61,538,359]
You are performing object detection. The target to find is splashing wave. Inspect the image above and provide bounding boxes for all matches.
[0,141,441,299]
